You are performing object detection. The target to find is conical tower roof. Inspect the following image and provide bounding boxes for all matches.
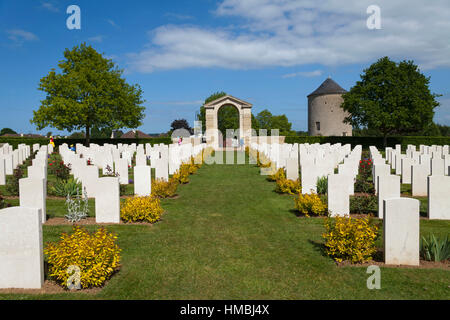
[308,77,347,97]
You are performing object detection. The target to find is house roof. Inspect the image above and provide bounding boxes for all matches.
[121,130,152,139]
[308,78,347,97]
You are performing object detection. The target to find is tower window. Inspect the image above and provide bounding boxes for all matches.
[316,122,321,131]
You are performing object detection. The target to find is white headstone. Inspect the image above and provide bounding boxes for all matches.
[134,166,151,196]
[383,197,420,266]
[286,158,299,181]
[327,174,350,217]
[377,175,400,219]
[19,178,46,224]
[0,207,44,289]
[95,177,120,224]
[427,175,450,220]
[411,164,428,197]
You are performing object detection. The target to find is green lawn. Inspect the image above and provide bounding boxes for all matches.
[0,151,449,300]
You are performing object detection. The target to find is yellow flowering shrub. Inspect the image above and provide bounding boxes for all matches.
[190,156,202,169]
[268,168,285,182]
[173,166,190,184]
[151,178,178,198]
[120,196,163,223]
[257,153,272,168]
[294,192,327,217]
[322,216,379,263]
[275,178,301,195]
[44,226,121,289]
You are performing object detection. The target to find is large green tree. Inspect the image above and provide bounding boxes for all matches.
[341,57,440,146]
[254,109,293,136]
[31,43,145,146]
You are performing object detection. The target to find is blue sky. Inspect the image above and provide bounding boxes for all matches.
[1,0,450,135]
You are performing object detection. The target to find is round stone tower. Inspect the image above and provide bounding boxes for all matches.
[308,77,352,136]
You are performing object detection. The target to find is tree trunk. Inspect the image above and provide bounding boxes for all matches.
[383,134,387,148]
[85,124,91,147]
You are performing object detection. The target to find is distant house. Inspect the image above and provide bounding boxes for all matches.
[121,130,152,139]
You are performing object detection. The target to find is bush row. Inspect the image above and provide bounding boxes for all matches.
[283,135,450,150]
[0,137,173,148]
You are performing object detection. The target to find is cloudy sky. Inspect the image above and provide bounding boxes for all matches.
[1,0,449,135]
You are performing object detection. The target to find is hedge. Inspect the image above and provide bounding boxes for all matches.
[283,136,450,150]
[0,137,172,149]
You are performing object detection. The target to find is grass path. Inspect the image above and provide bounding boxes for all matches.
[1,152,449,299]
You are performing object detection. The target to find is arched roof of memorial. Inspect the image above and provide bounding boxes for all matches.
[307,78,347,97]
[204,95,253,108]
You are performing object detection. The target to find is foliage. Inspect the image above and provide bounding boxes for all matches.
[316,176,328,195]
[341,57,440,146]
[44,226,121,289]
[49,177,82,197]
[267,168,285,182]
[284,135,450,150]
[121,196,163,223]
[197,91,227,131]
[170,119,193,136]
[294,193,327,217]
[30,43,145,145]
[65,188,89,222]
[6,167,23,196]
[323,216,379,263]
[354,158,375,194]
[254,109,293,136]
[349,194,378,214]
[48,154,72,181]
[172,166,190,184]
[256,152,272,168]
[275,178,301,195]
[0,128,17,135]
[0,195,11,209]
[218,105,239,139]
[151,178,178,198]
[420,234,450,262]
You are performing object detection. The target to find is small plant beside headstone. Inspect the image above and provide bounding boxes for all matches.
[65,188,89,222]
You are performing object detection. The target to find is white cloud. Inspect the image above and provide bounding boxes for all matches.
[127,0,450,72]
[6,29,39,45]
[88,35,104,43]
[107,19,120,29]
[41,2,59,13]
[282,70,323,78]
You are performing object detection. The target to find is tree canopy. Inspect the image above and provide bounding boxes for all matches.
[0,128,17,136]
[254,109,293,136]
[30,43,145,145]
[341,56,440,145]
[169,119,193,136]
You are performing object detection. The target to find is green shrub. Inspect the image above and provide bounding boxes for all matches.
[6,167,23,196]
[0,195,11,209]
[420,234,450,262]
[49,178,82,197]
[316,176,328,195]
[350,194,378,214]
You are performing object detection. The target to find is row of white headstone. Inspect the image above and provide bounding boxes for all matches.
[249,142,450,266]
[56,142,207,223]
[0,141,207,289]
[371,144,450,220]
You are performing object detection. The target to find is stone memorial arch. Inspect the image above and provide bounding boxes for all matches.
[203,95,253,149]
